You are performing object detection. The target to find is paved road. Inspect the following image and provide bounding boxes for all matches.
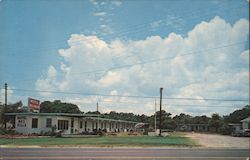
[0,147,249,160]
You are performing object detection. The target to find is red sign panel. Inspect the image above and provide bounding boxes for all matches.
[28,98,40,110]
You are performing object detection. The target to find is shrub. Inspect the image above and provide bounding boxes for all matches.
[0,128,16,135]
[55,131,63,137]
[218,125,233,135]
[143,131,148,135]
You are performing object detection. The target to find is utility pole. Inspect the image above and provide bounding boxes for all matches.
[154,99,156,132]
[97,102,99,130]
[4,83,7,129]
[159,88,163,136]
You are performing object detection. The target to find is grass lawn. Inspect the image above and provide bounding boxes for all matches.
[0,134,197,147]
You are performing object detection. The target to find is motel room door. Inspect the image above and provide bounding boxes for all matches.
[71,118,74,134]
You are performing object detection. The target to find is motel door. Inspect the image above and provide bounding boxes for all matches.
[71,118,74,134]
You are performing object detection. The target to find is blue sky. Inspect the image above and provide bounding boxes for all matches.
[0,0,249,116]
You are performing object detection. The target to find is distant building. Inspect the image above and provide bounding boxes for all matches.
[5,113,138,135]
[228,123,242,132]
[241,116,250,130]
[177,124,209,132]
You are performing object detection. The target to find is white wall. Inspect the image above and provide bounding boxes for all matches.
[242,122,249,130]
[15,115,137,134]
[16,115,54,134]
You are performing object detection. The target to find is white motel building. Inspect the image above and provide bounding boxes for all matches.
[5,113,138,135]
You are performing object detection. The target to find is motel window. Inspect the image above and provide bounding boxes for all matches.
[71,118,74,127]
[58,120,69,130]
[92,121,94,130]
[85,121,87,131]
[32,118,38,128]
[80,121,83,129]
[46,118,52,128]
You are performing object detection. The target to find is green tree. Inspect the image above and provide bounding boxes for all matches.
[155,110,172,129]
[192,115,210,124]
[86,111,100,114]
[6,101,23,113]
[209,113,223,132]
[0,103,4,126]
[103,111,142,122]
[0,101,25,128]
[223,105,250,124]
[40,100,81,114]
[163,119,177,130]
[173,113,193,124]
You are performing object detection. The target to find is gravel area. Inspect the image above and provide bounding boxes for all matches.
[186,132,250,149]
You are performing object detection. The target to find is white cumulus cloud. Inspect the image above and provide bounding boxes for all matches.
[112,0,122,7]
[93,12,106,17]
[36,16,249,116]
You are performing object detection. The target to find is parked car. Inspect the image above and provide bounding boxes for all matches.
[232,129,250,137]
[232,130,243,137]
[243,129,250,137]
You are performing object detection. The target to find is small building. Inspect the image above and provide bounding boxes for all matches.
[241,116,250,130]
[177,124,209,132]
[5,113,138,135]
[228,123,242,132]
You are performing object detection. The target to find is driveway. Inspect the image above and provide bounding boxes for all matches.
[185,132,250,149]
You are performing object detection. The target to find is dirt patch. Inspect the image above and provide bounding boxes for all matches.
[185,132,250,149]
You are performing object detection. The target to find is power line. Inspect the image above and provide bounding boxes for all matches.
[161,104,245,108]
[7,92,249,106]
[102,101,247,108]
[2,39,247,85]
[2,88,248,102]
[54,40,248,76]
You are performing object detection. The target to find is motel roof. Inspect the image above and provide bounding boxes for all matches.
[241,116,250,123]
[228,123,242,126]
[5,112,139,124]
[5,112,99,117]
[83,117,139,124]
